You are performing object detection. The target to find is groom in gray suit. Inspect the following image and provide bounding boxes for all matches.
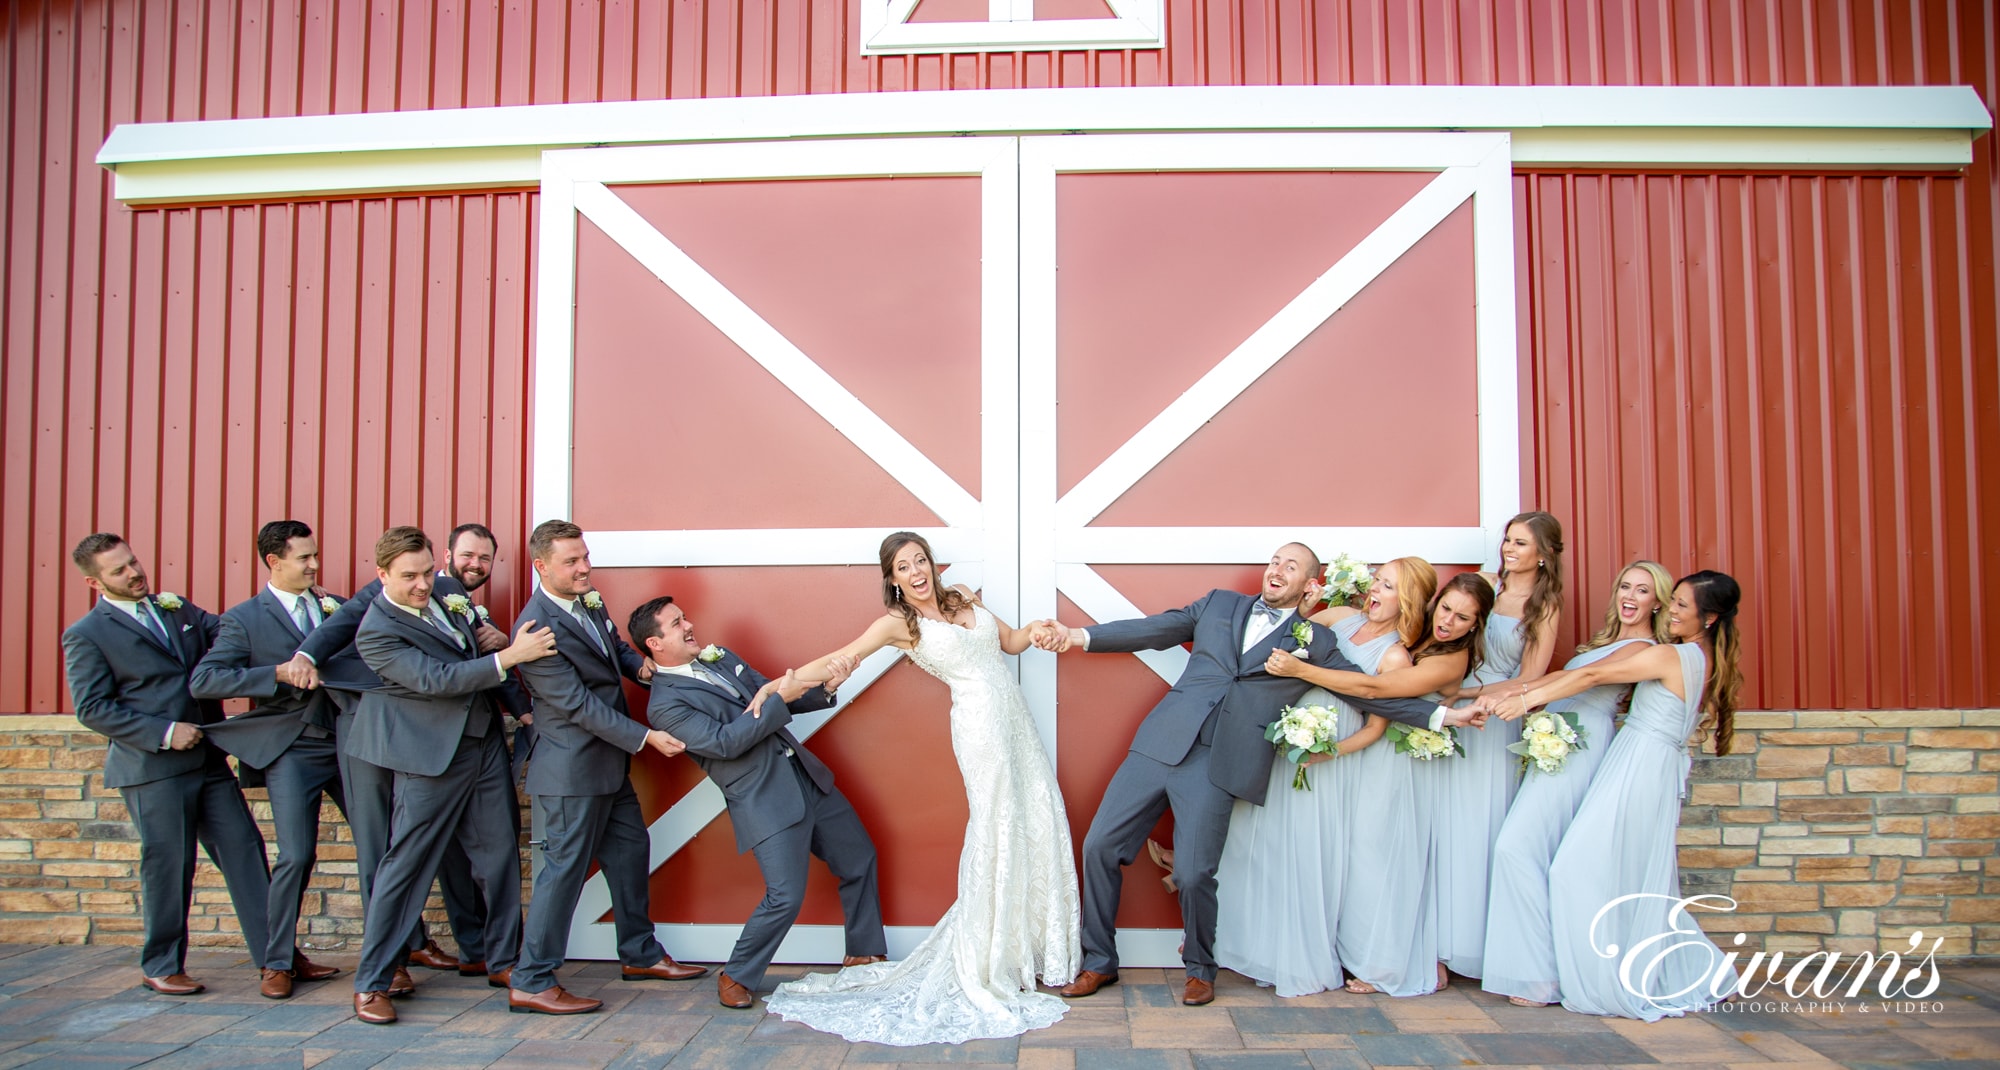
[633,595,882,1010]
[1044,543,1483,1006]
[507,520,704,1016]
[61,533,273,995]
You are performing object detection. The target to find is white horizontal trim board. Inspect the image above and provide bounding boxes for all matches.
[99,84,1990,203]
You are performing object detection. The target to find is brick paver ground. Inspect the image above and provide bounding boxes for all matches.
[0,944,1993,1069]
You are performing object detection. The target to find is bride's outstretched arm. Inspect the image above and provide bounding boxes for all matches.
[791,613,909,685]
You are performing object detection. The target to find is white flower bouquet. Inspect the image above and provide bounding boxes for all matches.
[1264,703,1341,790]
[1319,553,1373,607]
[1386,723,1463,760]
[1507,710,1586,775]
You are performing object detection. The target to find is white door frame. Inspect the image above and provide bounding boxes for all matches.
[535,131,1517,966]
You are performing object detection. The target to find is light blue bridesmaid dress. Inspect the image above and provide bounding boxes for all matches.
[1329,616,1442,997]
[1429,612,1527,979]
[1480,637,1649,1003]
[1548,642,1738,1020]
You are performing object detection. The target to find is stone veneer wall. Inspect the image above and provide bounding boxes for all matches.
[0,711,1994,956]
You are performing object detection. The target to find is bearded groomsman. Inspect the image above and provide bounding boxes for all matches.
[61,533,272,995]
[506,520,702,1015]
[347,526,558,1024]
[189,520,347,999]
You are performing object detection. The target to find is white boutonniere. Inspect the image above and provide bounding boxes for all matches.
[698,644,724,664]
[318,595,340,615]
[474,604,491,623]
[153,593,183,611]
[1287,619,1314,656]
[582,591,603,610]
[441,593,472,619]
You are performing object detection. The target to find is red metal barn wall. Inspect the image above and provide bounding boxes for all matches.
[1,0,1996,937]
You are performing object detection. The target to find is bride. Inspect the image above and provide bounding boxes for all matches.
[762,531,1081,1045]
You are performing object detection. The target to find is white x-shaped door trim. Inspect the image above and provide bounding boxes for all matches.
[534,132,1517,964]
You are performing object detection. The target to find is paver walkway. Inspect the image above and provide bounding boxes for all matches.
[0,944,1994,1068]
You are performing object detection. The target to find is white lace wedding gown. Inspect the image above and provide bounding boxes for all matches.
[764,605,1082,1045]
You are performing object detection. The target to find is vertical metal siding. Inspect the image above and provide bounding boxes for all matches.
[1,0,1995,712]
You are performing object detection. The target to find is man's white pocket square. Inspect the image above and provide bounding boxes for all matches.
[734,664,744,676]
[181,624,192,632]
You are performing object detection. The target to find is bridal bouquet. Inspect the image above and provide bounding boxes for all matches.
[1386,723,1463,760]
[1319,552,1373,607]
[1265,703,1340,790]
[1508,710,1586,775]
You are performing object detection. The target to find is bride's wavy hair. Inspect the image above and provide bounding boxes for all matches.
[880,531,973,645]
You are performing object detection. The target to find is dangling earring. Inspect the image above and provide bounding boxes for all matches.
[894,586,903,602]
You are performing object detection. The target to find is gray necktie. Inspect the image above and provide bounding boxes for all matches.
[140,601,175,654]
[293,597,315,635]
[572,603,607,655]
[426,607,465,649]
[694,664,733,693]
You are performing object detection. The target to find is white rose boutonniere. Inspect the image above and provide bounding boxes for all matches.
[1287,619,1315,657]
[698,644,724,664]
[153,593,183,611]
[442,593,472,619]
[582,591,604,610]
[319,595,340,615]
[474,604,491,623]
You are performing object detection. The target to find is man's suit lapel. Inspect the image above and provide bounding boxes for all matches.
[538,591,613,668]
[95,598,173,660]
[388,599,473,661]
[1237,604,1298,675]
[259,589,307,643]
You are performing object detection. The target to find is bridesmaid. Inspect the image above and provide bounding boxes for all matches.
[1208,558,1422,996]
[1479,560,1673,1006]
[1263,570,1491,996]
[1495,570,1745,1020]
[1432,511,1566,981]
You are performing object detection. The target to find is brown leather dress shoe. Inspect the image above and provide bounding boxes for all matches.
[292,953,339,982]
[455,959,488,977]
[508,985,603,1015]
[841,955,888,968]
[1059,969,1118,998]
[486,967,513,989]
[354,991,398,1024]
[717,971,754,1009]
[259,968,294,1000]
[387,966,416,997]
[408,940,459,971]
[621,957,707,981]
[1182,976,1215,1006]
[141,973,205,996]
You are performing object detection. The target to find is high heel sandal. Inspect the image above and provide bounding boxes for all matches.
[1507,995,1549,1008]
[1145,838,1177,894]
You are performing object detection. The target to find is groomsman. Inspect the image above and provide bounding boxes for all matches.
[296,540,510,979]
[348,526,557,1024]
[635,596,880,1009]
[188,520,348,999]
[507,520,702,1015]
[61,533,272,995]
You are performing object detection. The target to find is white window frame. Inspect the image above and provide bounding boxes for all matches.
[860,0,1164,55]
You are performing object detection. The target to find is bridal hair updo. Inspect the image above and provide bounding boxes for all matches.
[1677,569,1745,757]
[880,531,974,645]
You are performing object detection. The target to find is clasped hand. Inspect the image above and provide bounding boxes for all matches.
[274,653,319,691]
[742,654,858,717]
[1027,621,1072,652]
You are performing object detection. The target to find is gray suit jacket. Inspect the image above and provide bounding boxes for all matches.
[512,588,648,797]
[303,575,530,718]
[188,589,344,770]
[345,593,506,777]
[645,650,836,854]
[1087,589,1439,805]
[62,596,227,789]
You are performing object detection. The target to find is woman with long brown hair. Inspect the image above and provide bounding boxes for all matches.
[1258,569,1492,997]
[1485,569,1745,1019]
[1433,511,1566,982]
[762,532,1081,1045]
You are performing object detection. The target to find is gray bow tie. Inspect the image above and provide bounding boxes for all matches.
[1251,601,1282,625]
